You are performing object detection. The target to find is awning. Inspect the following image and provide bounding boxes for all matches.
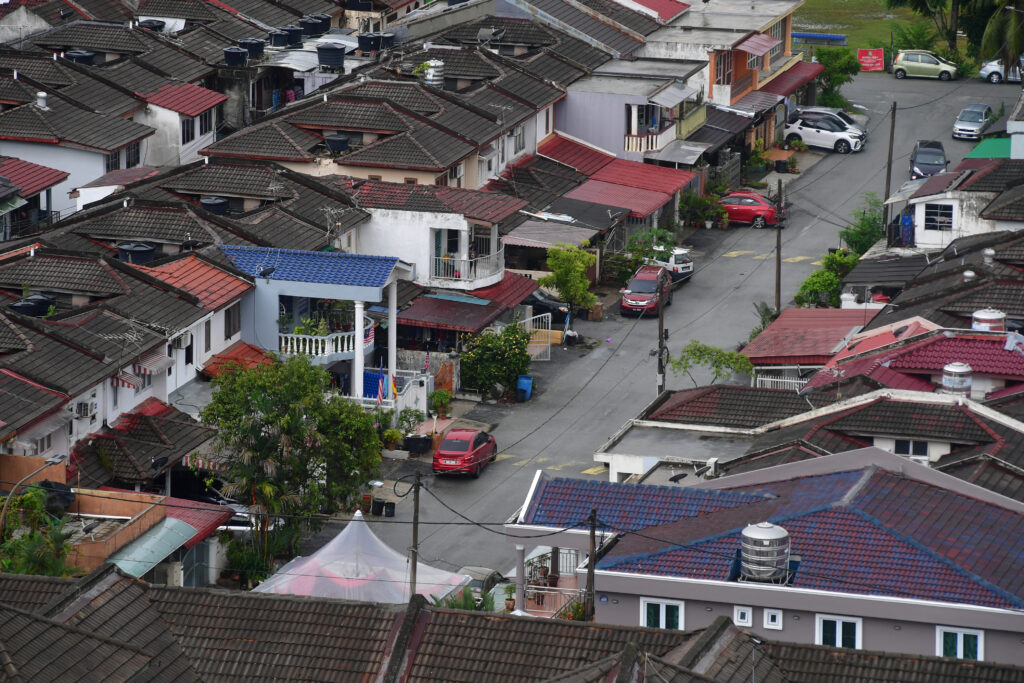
[646,139,713,165]
[398,297,505,333]
[650,82,697,108]
[0,196,27,215]
[135,348,174,375]
[112,370,143,389]
[965,138,1011,159]
[108,517,198,577]
[884,178,929,205]
[759,60,825,96]
[565,180,671,218]
[731,90,784,115]
[736,32,782,57]
[504,222,599,249]
[201,341,274,379]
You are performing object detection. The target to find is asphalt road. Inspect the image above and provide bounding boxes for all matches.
[366,72,1022,577]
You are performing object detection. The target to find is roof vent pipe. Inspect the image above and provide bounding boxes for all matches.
[962,270,977,282]
[983,248,995,264]
[12,70,16,80]
[36,91,48,109]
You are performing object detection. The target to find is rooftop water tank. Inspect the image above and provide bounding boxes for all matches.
[223,46,248,67]
[200,197,229,215]
[268,30,289,48]
[380,32,395,49]
[137,19,165,32]
[324,133,350,153]
[422,59,444,87]
[317,43,346,70]
[282,25,304,46]
[65,50,94,65]
[972,308,1005,332]
[239,38,265,59]
[300,16,323,36]
[311,13,333,33]
[740,522,790,582]
[117,242,156,265]
[357,32,381,52]
[940,362,972,397]
[8,293,56,317]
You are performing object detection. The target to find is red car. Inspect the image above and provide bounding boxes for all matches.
[719,191,784,229]
[432,428,497,478]
[620,265,673,316]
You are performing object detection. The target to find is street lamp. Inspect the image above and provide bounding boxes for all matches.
[0,453,65,540]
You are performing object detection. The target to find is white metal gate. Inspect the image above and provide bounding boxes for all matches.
[522,312,552,361]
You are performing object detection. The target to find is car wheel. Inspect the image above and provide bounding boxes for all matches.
[894,69,906,79]
[988,72,1003,84]
[835,140,851,154]
[785,133,801,144]
[939,71,952,81]
[752,215,767,229]
[472,463,481,478]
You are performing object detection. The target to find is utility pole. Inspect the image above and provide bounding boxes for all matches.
[882,101,897,231]
[657,274,666,394]
[410,470,420,596]
[775,178,783,313]
[585,508,596,621]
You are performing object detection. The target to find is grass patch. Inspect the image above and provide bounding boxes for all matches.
[793,0,919,50]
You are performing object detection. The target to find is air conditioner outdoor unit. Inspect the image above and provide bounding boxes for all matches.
[172,334,189,349]
[75,402,91,419]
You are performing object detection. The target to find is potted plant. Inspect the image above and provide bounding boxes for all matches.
[382,428,402,450]
[790,138,808,153]
[429,388,452,419]
[504,583,516,611]
[787,156,799,173]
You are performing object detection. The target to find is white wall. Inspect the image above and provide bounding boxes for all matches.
[912,194,1000,250]
[359,207,467,287]
[76,184,120,212]
[0,143,104,215]
[0,7,51,44]
[136,105,216,167]
[871,436,952,463]
[138,15,187,33]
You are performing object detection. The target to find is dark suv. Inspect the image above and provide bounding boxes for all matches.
[620,265,672,316]
[910,140,948,179]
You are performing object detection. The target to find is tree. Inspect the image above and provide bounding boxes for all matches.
[816,48,862,108]
[460,320,532,394]
[0,486,79,577]
[538,242,597,329]
[201,355,382,569]
[887,0,964,49]
[625,228,674,273]
[748,301,781,342]
[980,2,1024,73]
[795,269,844,308]
[670,340,755,386]
[839,193,885,256]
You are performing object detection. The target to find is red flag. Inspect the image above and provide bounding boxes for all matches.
[424,351,430,373]
[376,373,383,406]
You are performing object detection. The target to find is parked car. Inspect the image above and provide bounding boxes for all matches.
[952,103,994,140]
[978,57,1023,84]
[432,428,497,478]
[796,107,868,139]
[719,190,785,229]
[784,114,864,154]
[892,50,958,80]
[620,265,672,316]
[909,140,948,179]
[524,290,569,324]
[457,566,506,605]
[645,245,693,283]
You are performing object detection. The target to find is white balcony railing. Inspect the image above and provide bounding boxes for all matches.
[624,122,676,154]
[754,375,808,390]
[431,247,504,282]
[279,315,375,358]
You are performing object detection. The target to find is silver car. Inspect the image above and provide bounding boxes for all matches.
[979,57,1023,84]
[952,104,994,140]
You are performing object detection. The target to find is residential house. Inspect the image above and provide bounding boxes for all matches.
[0,0,131,43]
[73,166,161,212]
[507,447,1024,665]
[0,155,69,240]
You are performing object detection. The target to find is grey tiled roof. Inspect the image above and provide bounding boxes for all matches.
[458,86,534,129]
[340,80,444,115]
[203,120,321,161]
[939,456,1024,503]
[525,0,642,55]
[441,16,562,47]
[278,0,336,14]
[229,209,331,251]
[520,52,587,86]
[648,385,827,429]
[0,252,122,296]
[0,52,74,85]
[575,0,658,35]
[0,54,141,117]
[45,308,165,362]
[0,317,113,395]
[0,77,37,105]
[0,95,154,153]
[178,27,234,63]
[286,99,410,132]
[31,21,149,54]
[221,0,300,27]
[339,117,473,171]
[96,60,171,97]
[0,371,66,441]
[492,69,563,108]
[982,184,1024,221]
[160,164,291,198]
[0,574,74,612]
[66,205,228,245]
[960,159,1024,192]
[138,0,217,21]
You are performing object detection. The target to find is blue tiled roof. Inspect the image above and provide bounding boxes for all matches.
[219,246,397,287]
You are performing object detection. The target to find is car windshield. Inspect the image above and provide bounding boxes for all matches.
[959,111,985,123]
[440,438,471,452]
[627,279,658,293]
[835,111,855,125]
[916,151,946,164]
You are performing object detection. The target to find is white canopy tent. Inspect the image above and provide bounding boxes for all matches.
[252,511,470,603]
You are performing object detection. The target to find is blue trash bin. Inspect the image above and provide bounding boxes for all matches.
[517,375,533,402]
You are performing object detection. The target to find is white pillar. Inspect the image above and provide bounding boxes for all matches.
[353,300,364,399]
[515,544,526,608]
[165,469,171,496]
[630,104,638,136]
[387,281,397,398]
[459,228,469,261]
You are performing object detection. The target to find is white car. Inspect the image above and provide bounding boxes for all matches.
[785,114,864,154]
[979,57,1023,84]
[645,246,693,283]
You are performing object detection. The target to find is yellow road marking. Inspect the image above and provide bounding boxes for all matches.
[752,253,774,260]
[581,466,607,475]
[812,260,823,266]
[494,453,515,462]
[723,250,754,258]
[783,255,814,263]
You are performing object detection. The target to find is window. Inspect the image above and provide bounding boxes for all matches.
[715,51,733,85]
[125,141,140,168]
[224,302,241,340]
[545,107,552,135]
[35,432,52,455]
[404,178,417,184]
[204,319,211,353]
[763,609,783,630]
[111,383,118,409]
[105,150,120,173]
[513,125,525,153]
[135,372,152,395]
[199,109,213,136]
[768,19,785,60]
[181,117,195,145]
[894,439,928,458]
[937,626,983,660]
[640,599,684,629]
[816,615,862,649]
[733,606,753,627]
[368,175,383,181]
[747,50,760,69]
[921,54,939,65]
[924,203,953,231]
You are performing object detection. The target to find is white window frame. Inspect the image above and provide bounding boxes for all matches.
[815,614,863,649]
[733,606,753,627]
[639,598,685,630]
[936,626,984,660]
[894,439,928,458]
[923,203,953,231]
[35,431,53,455]
[134,372,153,395]
[763,608,783,630]
[513,125,526,154]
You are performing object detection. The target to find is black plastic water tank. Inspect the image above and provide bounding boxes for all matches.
[358,32,383,52]
[200,197,229,215]
[317,43,346,70]
[347,0,373,9]
[223,47,248,67]
[137,19,165,32]
[9,293,56,317]
[324,134,350,153]
[239,38,265,59]
[268,30,288,48]
[312,13,333,33]
[65,50,94,65]
[299,16,323,36]
[282,25,303,46]
[117,242,156,265]
[380,32,395,49]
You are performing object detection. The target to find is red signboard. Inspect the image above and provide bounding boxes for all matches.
[858,48,885,72]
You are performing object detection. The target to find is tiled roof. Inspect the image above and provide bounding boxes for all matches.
[743,307,877,365]
[842,252,929,286]
[64,204,228,245]
[0,369,66,441]
[524,0,644,55]
[467,270,538,306]
[982,183,1024,221]
[758,60,825,97]
[220,245,398,287]
[0,252,122,296]
[138,0,217,20]
[648,385,824,428]
[939,456,1024,502]
[0,57,142,118]
[491,69,564,109]
[519,51,587,87]
[565,180,670,218]
[145,82,228,116]
[203,121,320,162]
[887,333,1024,377]
[79,166,160,189]
[30,21,149,53]
[591,158,697,195]
[135,34,214,83]
[159,163,289,198]
[958,158,1024,193]
[0,155,69,197]
[286,98,409,132]
[201,340,274,378]
[96,59,172,98]
[338,118,474,172]
[575,0,659,34]
[538,134,615,175]
[40,308,165,363]
[0,94,154,153]
[349,178,528,223]
[134,254,252,311]
[0,573,75,612]
[628,0,689,21]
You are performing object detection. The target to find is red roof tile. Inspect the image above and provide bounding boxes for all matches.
[135,254,252,310]
[0,156,69,197]
[590,159,696,195]
[164,496,234,548]
[743,308,878,365]
[735,32,782,57]
[565,180,670,218]
[758,61,824,96]
[628,0,689,21]
[538,134,615,175]
[201,341,274,378]
[468,271,538,307]
[889,334,1024,377]
[145,83,228,117]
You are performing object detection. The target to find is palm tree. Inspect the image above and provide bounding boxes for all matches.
[980,3,1024,70]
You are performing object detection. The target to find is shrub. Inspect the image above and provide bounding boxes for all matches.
[460,322,531,394]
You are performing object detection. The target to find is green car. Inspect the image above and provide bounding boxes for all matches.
[893,50,958,80]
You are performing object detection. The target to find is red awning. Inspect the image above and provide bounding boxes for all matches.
[590,159,696,195]
[565,181,671,218]
[398,297,505,332]
[759,61,825,96]
[112,370,143,389]
[467,271,539,308]
[736,32,782,57]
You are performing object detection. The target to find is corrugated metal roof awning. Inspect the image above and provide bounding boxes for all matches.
[503,222,599,249]
[112,370,143,389]
[736,32,782,57]
[109,517,198,577]
[0,196,27,214]
[650,82,697,108]
[136,348,175,375]
[646,139,713,165]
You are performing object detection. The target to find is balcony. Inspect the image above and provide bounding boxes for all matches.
[429,247,504,289]
[624,120,676,154]
[278,315,374,363]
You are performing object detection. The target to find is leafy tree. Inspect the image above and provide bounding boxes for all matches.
[887,0,964,49]
[839,193,885,256]
[432,586,495,611]
[748,301,782,342]
[980,1,1024,72]
[538,242,597,329]
[670,340,755,386]
[623,227,674,277]
[201,355,382,567]
[816,48,861,109]
[1,486,79,577]
[460,321,531,394]
[795,269,844,308]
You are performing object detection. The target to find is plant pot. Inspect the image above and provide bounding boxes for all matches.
[505,598,515,611]
[704,220,713,230]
